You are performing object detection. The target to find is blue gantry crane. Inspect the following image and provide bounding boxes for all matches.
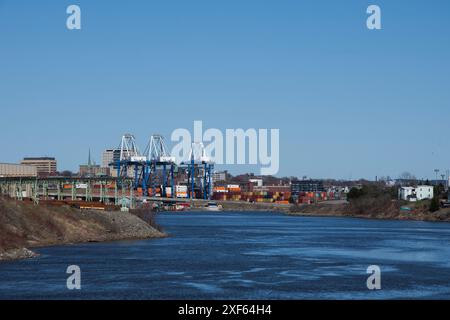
[143,134,176,198]
[116,134,146,189]
[114,133,177,198]
[180,142,214,200]
[114,134,213,200]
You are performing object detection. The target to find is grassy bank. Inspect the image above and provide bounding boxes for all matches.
[0,197,166,261]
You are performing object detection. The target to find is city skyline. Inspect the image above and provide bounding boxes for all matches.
[1,0,450,179]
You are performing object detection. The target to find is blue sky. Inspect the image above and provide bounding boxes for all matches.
[0,0,449,179]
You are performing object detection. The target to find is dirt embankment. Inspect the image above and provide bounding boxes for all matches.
[0,198,166,261]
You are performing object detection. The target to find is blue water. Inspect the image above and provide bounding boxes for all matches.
[1,212,450,299]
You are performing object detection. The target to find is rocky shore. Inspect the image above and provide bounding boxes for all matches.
[0,248,38,261]
[0,198,166,261]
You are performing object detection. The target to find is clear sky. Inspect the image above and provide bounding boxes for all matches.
[1,0,449,180]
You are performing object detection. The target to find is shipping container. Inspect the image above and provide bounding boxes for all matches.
[176,185,188,192]
[176,192,188,198]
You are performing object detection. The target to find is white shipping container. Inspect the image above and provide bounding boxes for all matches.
[76,183,88,189]
[176,185,188,192]
[160,156,176,163]
[130,156,147,162]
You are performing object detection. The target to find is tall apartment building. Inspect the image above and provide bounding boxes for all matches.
[102,149,120,168]
[102,149,121,177]
[21,157,57,176]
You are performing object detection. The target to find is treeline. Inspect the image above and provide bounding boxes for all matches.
[347,183,448,213]
[347,184,397,201]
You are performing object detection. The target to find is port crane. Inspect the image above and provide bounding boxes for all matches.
[115,134,181,198]
[142,134,176,197]
[180,142,214,200]
[116,134,146,186]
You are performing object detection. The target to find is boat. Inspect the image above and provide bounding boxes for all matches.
[205,202,222,211]
[162,203,191,212]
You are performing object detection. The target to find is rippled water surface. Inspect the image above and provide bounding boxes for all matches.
[1,212,450,299]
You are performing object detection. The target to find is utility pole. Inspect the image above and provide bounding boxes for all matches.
[446,170,450,191]
[88,148,92,178]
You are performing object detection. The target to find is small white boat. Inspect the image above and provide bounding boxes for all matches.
[205,202,222,211]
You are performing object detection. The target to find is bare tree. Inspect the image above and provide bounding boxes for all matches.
[398,172,417,186]
[59,170,74,177]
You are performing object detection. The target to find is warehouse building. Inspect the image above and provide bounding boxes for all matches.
[291,180,325,194]
[0,163,38,177]
[21,157,57,176]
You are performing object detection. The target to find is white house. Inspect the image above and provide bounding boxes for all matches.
[398,185,434,202]
[250,178,263,187]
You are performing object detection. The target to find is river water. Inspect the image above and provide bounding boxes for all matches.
[1,212,450,299]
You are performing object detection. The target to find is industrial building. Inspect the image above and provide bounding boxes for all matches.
[398,186,434,202]
[291,180,325,194]
[0,163,38,177]
[254,185,291,193]
[21,157,57,176]
[212,171,227,183]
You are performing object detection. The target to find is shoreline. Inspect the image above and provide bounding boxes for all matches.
[0,198,166,262]
[213,200,450,223]
[0,225,167,262]
[0,232,167,262]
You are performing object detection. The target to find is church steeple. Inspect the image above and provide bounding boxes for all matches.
[88,148,92,167]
